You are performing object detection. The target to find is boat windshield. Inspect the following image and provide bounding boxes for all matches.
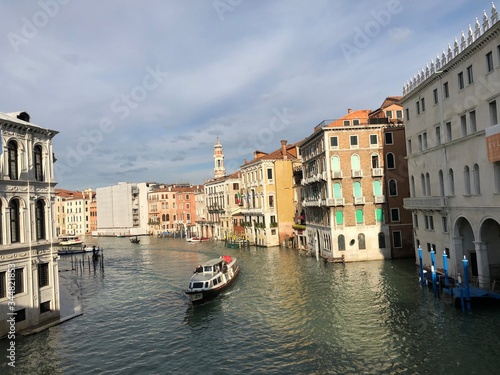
[204,266,213,272]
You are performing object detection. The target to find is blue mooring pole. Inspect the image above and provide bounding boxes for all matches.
[430,248,435,269]
[443,251,449,287]
[462,256,471,311]
[418,246,425,287]
[431,265,438,298]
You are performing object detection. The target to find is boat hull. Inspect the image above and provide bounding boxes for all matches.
[58,248,93,255]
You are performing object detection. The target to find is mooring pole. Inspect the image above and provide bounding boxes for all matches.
[418,246,425,286]
[443,251,449,287]
[431,265,438,298]
[462,256,471,311]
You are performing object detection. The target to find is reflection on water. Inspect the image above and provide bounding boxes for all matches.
[1,237,500,374]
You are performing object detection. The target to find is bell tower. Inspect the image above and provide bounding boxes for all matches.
[213,137,225,178]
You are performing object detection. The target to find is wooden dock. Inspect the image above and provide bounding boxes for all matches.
[322,254,345,264]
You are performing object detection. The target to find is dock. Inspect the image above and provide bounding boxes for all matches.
[322,254,345,264]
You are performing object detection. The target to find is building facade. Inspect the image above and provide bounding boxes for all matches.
[0,111,60,337]
[402,5,500,286]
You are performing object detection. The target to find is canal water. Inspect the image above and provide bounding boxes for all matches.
[1,237,500,374]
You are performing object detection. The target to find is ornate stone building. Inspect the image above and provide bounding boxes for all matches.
[0,111,60,337]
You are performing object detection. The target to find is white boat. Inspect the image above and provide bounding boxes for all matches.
[58,235,84,246]
[185,255,240,305]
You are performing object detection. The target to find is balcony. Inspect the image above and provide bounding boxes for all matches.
[372,168,383,177]
[332,170,343,179]
[326,198,345,206]
[351,169,363,178]
[374,195,385,203]
[403,196,448,210]
[353,196,365,205]
[302,199,321,207]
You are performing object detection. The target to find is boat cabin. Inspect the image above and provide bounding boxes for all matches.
[188,257,233,290]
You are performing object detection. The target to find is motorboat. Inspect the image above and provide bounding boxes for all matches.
[185,255,240,305]
[58,235,83,246]
[58,245,94,255]
[186,237,210,242]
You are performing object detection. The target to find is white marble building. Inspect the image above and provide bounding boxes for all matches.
[402,5,500,287]
[0,111,60,337]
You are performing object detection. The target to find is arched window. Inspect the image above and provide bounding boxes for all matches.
[35,199,45,240]
[338,234,345,251]
[9,199,20,243]
[386,153,395,169]
[421,173,426,196]
[335,211,344,225]
[8,140,18,180]
[375,208,384,223]
[333,182,342,198]
[355,209,364,224]
[464,166,471,195]
[438,170,445,196]
[358,233,366,250]
[448,169,455,196]
[166,214,170,221]
[353,181,362,197]
[388,179,398,196]
[162,214,166,221]
[371,154,379,168]
[472,163,480,194]
[34,145,43,181]
[425,173,431,196]
[378,232,386,248]
[331,156,340,172]
[373,180,382,196]
[350,154,360,170]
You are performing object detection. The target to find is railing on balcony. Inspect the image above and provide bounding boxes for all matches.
[374,195,385,203]
[332,170,342,179]
[403,196,448,210]
[352,169,363,178]
[372,168,383,177]
[326,198,345,206]
[353,196,365,205]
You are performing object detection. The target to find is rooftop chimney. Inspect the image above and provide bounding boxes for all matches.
[281,140,287,159]
[348,108,352,114]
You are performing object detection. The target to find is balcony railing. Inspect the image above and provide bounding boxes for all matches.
[353,196,365,205]
[372,168,383,177]
[326,198,345,206]
[332,170,343,179]
[403,196,448,210]
[374,195,385,203]
[352,169,362,178]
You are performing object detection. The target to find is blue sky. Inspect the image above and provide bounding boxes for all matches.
[0,0,494,190]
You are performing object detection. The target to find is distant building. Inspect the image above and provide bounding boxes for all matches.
[96,182,157,236]
[0,111,60,337]
[402,5,500,286]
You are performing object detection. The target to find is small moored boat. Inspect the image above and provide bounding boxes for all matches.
[186,237,210,242]
[130,236,140,243]
[185,255,240,305]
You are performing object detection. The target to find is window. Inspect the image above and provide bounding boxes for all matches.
[386,153,395,169]
[369,134,378,146]
[330,136,338,148]
[446,122,452,141]
[495,162,500,193]
[416,101,421,115]
[373,180,382,196]
[15,268,24,295]
[487,51,494,72]
[0,272,6,299]
[385,110,392,118]
[449,169,455,196]
[8,141,18,180]
[393,231,402,248]
[385,132,393,145]
[333,183,342,199]
[472,163,480,195]
[338,235,345,251]
[355,209,364,224]
[10,199,20,243]
[466,65,474,84]
[433,88,439,104]
[407,139,412,155]
[464,166,471,195]
[268,195,274,208]
[378,233,386,248]
[38,263,49,287]
[15,309,26,323]
[439,170,445,196]
[267,168,273,180]
[414,213,419,228]
[353,119,360,125]
[331,156,341,173]
[350,135,358,148]
[396,110,403,119]
[358,233,366,250]
[469,110,477,133]
[390,208,400,222]
[335,211,344,225]
[388,179,398,196]
[435,126,441,145]
[458,72,464,89]
[421,98,426,112]
[371,154,379,168]
[460,114,467,137]
[410,176,415,197]
[35,199,45,240]
[343,120,350,126]
[375,208,383,223]
[350,154,360,171]
[443,82,449,98]
[490,100,498,125]
[425,173,431,196]
[40,301,51,314]
[442,216,449,233]
[353,181,362,198]
[406,108,410,120]
[424,215,434,230]
[34,145,43,181]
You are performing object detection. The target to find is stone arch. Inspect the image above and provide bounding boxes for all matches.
[453,216,476,278]
[478,217,500,286]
